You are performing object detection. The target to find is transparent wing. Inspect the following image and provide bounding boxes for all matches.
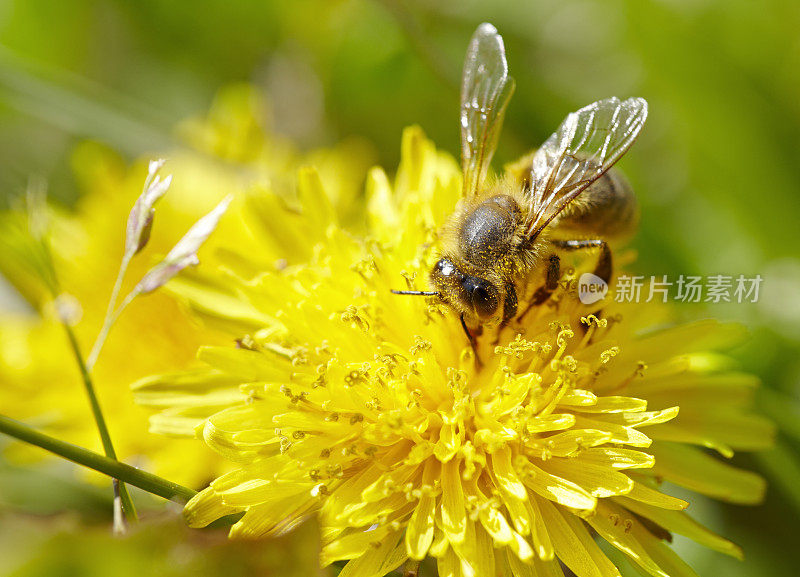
[524,96,648,238]
[460,23,515,198]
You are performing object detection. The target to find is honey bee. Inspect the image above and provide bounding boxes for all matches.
[393,23,648,341]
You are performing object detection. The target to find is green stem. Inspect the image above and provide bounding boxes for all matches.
[0,414,196,502]
[87,253,131,371]
[62,322,138,521]
[31,191,140,527]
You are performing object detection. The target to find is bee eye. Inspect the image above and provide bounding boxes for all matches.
[466,278,499,319]
[436,259,456,277]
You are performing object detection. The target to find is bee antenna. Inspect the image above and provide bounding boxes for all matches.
[391,289,440,297]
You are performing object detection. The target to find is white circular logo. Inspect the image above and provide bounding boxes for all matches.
[578,273,608,304]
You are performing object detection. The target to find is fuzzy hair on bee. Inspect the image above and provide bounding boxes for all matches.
[433,178,540,326]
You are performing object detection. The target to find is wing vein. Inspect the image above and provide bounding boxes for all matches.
[522,96,648,240]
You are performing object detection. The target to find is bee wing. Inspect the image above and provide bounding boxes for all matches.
[523,97,647,239]
[460,23,516,198]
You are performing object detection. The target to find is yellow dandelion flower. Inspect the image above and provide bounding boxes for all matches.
[140,126,772,576]
[0,85,373,487]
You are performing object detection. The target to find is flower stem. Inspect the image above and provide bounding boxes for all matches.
[112,479,128,534]
[62,322,138,521]
[86,253,131,371]
[31,193,140,526]
[0,414,196,502]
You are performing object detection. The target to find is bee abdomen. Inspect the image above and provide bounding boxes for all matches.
[555,169,639,240]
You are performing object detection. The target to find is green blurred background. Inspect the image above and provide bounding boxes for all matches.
[0,0,798,575]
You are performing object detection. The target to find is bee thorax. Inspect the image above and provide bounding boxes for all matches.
[458,194,521,268]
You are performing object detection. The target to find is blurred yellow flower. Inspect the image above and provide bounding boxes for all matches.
[0,85,374,488]
[138,126,772,576]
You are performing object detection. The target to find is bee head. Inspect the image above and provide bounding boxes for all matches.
[430,257,500,322]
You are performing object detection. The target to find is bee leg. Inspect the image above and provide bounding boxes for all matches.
[460,312,480,361]
[493,283,519,345]
[459,313,478,354]
[460,313,474,344]
[531,254,561,305]
[553,239,612,334]
[516,254,560,323]
[502,282,518,325]
[552,239,612,284]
